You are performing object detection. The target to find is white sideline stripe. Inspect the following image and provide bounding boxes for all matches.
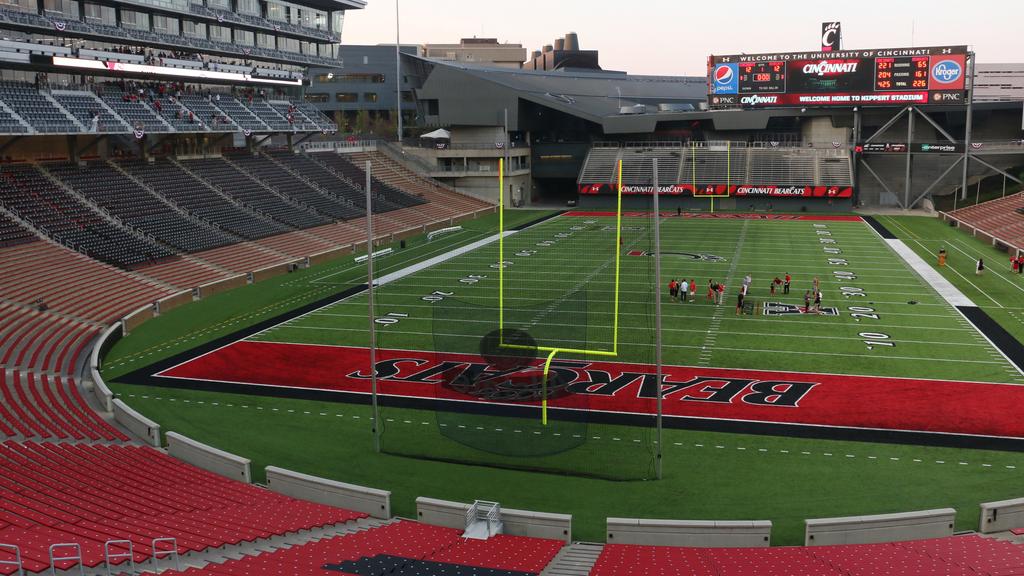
[374,231,515,287]
[885,239,975,307]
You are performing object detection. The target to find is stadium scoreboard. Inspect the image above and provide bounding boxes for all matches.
[709,46,968,109]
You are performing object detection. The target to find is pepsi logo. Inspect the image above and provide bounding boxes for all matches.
[931,60,963,84]
[714,65,734,86]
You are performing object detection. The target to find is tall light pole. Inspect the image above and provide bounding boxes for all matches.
[395,0,402,142]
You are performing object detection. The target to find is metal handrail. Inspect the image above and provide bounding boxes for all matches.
[0,544,23,576]
[151,538,180,572]
[49,543,83,576]
[104,540,134,576]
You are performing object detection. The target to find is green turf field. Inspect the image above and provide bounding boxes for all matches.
[250,214,1020,383]
[102,211,1024,546]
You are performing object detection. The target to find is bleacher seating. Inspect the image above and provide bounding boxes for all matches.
[0,163,172,268]
[270,101,317,131]
[181,158,329,229]
[178,94,234,130]
[0,106,27,134]
[578,144,854,189]
[0,83,79,134]
[590,537,1024,575]
[265,150,369,212]
[315,153,425,210]
[230,153,362,220]
[47,162,232,253]
[0,440,366,573]
[242,99,292,131]
[50,91,128,133]
[950,193,1024,248]
[0,211,34,248]
[147,520,563,576]
[294,101,337,131]
[208,95,267,132]
[119,159,289,240]
[101,88,171,133]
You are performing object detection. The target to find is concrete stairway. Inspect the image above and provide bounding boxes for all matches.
[541,542,604,576]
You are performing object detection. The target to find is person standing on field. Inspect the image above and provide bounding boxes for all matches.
[977,258,985,276]
[680,279,689,303]
[784,273,792,295]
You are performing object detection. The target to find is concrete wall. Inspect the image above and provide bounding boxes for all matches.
[122,304,154,334]
[156,290,193,315]
[607,518,772,548]
[805,508,956,546]
[197,274,248,299]
[166,431,251,484]
[980,497,1024,533]
[266,466,391,519]
[252,262,295,284]
[415,497,572,542]
[308,245,353,267]
[112,398,160,447]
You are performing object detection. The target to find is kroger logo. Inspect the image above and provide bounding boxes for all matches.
[931,60,962,84]
[714,65,734,85]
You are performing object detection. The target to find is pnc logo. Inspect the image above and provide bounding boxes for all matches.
[931,60,963,84]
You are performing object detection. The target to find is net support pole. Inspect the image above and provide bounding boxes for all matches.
[365,161,381,453]
[652,158,664,481]
[960,51,975,202]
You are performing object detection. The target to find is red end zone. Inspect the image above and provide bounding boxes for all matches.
[563,211,863,221]
[160,341,1024,440]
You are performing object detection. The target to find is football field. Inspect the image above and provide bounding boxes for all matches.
[248,212,1018,382]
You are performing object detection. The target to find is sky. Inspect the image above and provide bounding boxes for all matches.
[340,0,1023,76]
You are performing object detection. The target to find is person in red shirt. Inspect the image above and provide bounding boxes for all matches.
[1012,256,1018,273]
[668,279,679,301]
[783,273,791,295]
[689,279,696,302]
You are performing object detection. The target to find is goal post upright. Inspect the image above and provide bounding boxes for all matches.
[498,158,625,426]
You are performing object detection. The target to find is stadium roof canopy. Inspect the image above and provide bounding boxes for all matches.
[411,57,708,134]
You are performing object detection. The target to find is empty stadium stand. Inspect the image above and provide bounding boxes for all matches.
[0,440,366,573]
[0,163,172,268]
[0,212,34,248]
[590,537,1024,575]
[578,142,854,189]
[144,520,564,576]
[947,192,1024,250]
[180,158,330,229]
[47,162,234,254]
[0,82,79,133]
[228,153,364,220]
[118,159,290,241]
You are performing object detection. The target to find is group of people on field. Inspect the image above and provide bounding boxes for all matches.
[667,272,826,315]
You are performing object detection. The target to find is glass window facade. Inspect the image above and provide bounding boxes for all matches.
[83,2,114,24]
[120,9,150,31]
[233,28,254,45]
[278,36,298,53]
[256,32,275,49]
[44,0,79,16]
[208,24,230,42]
[182,19,205,38]
[152,14,178,34]
[304,93,328,103]
[335,92,357,102]
[207,0,229,9]
[236,0,259,15]
[266,2,285,22]
[1,0,37,11]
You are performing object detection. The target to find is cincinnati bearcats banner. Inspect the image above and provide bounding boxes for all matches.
[158,341,1024,439]
[577,183,853,198]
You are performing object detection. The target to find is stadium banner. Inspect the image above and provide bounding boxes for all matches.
[858,142,965,154]
[577,183,853,198]
[158,341,1024,440]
